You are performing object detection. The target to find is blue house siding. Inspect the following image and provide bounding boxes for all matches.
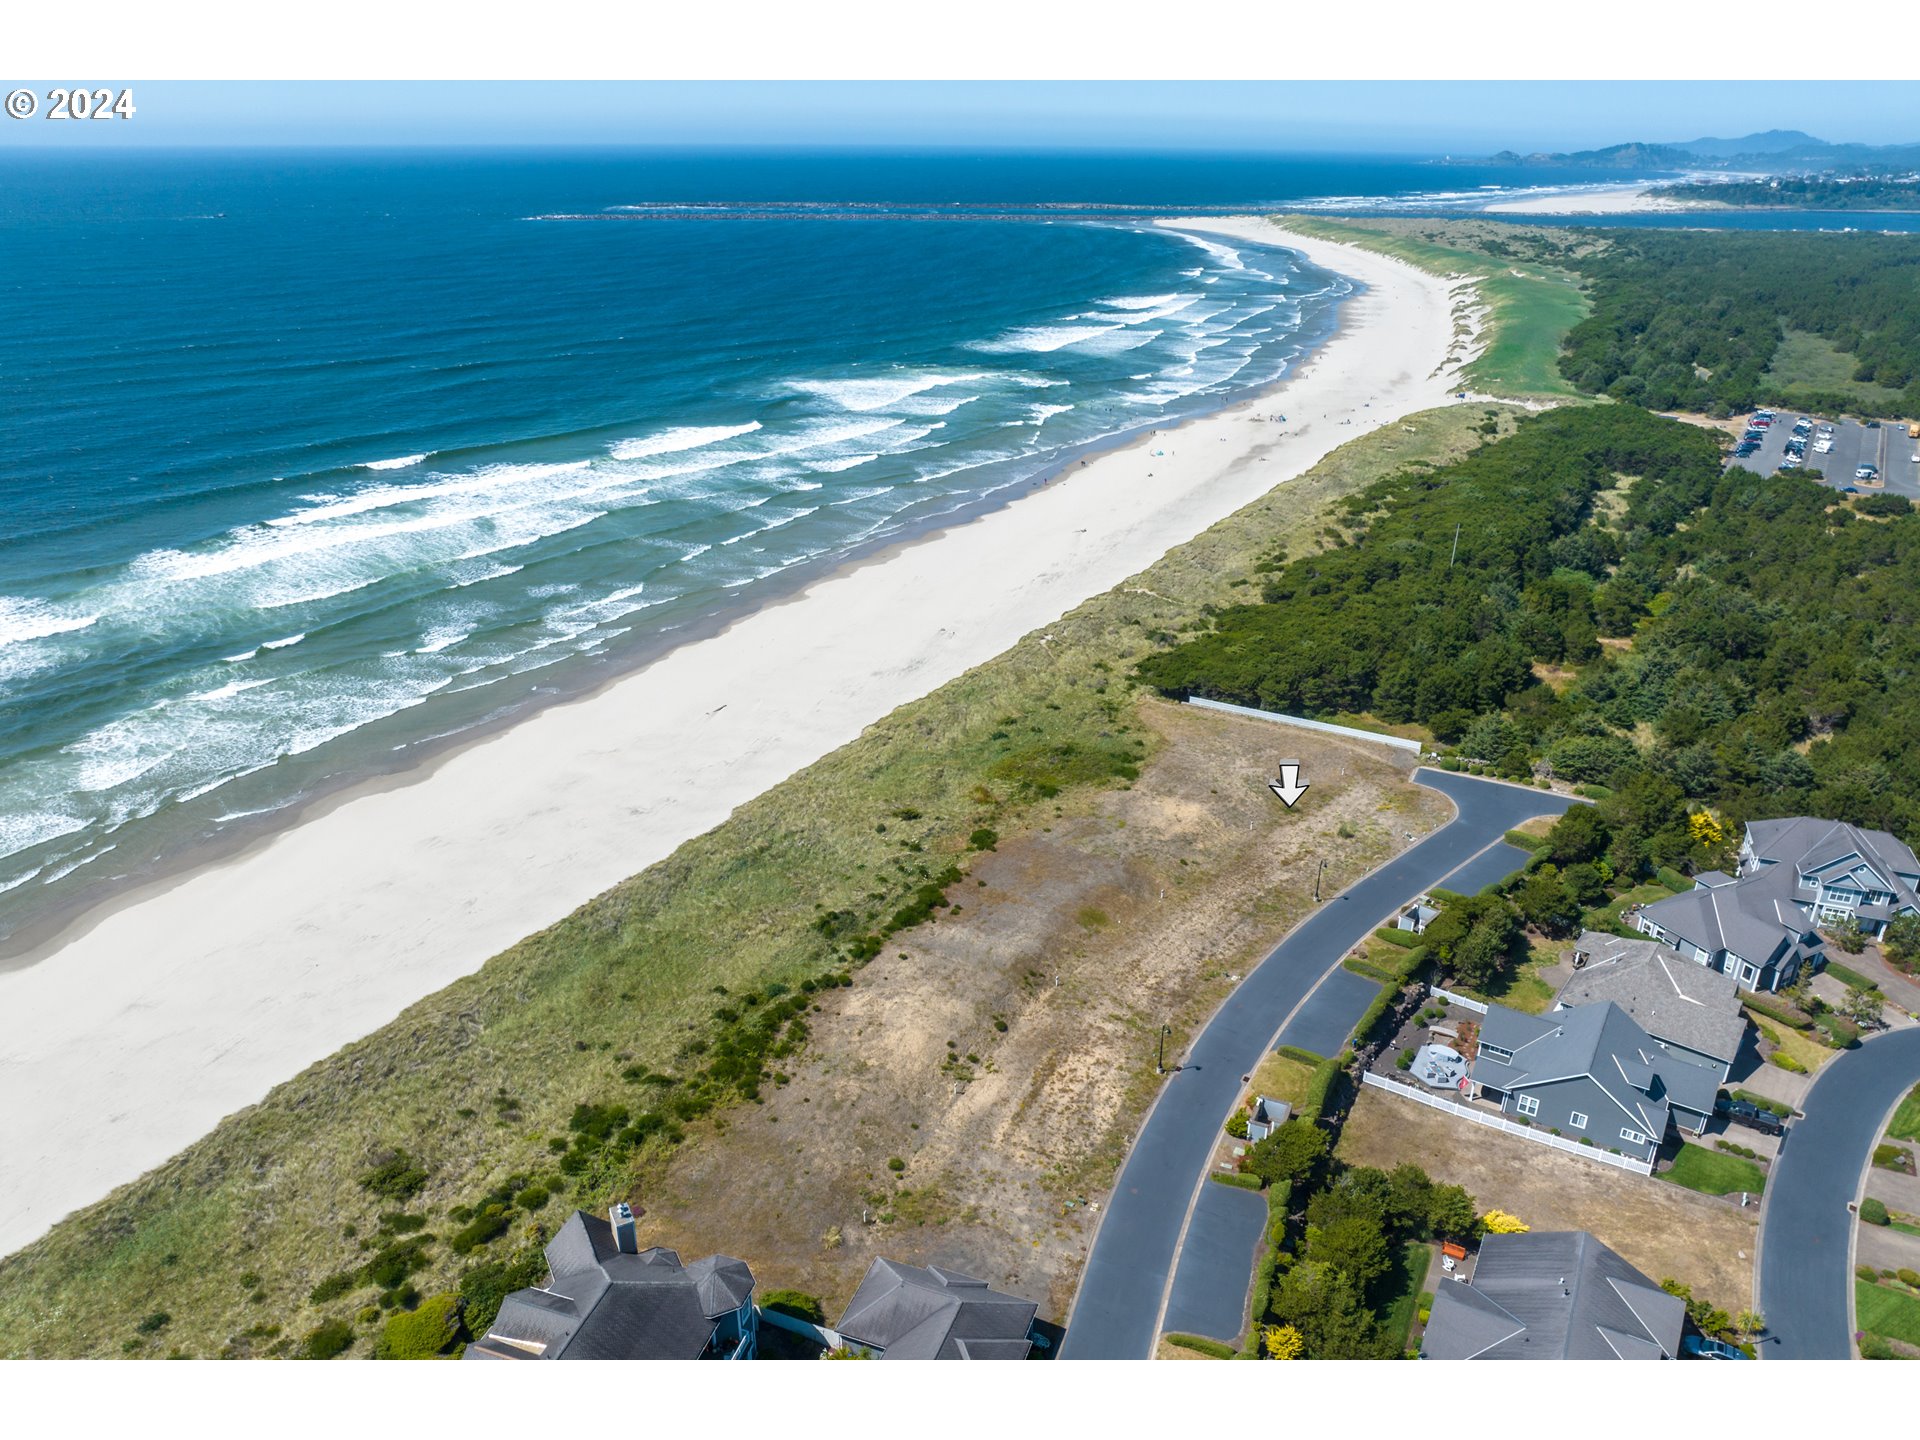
[1478,1076,1661,1163]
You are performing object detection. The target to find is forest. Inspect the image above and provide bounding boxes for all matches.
[1138,402,1920,843]
[1666,177,1920,212]
[1557,230,1920,416]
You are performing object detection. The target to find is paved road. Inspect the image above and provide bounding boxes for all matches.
[1759,1027,1920,1360]
[1160,1182,1269,1341]
[1060,769,1573,1359]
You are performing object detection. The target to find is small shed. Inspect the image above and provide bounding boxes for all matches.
[1246,1096,1292,1142]
[1397,902,1440,934]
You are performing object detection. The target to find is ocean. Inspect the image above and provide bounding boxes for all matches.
[2,147,1898,937]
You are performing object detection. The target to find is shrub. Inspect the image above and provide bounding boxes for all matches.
[1211,1171,1263,1190]
[309,1271,359,1305]
[449,1207,513,1255]
[458,1248,548,1337]
[1655,866,1692,893]
[1862,1198,1891,1226]
[374,1293,461,1360]
[1899,1269,1920,1289]
[359,1151,430,1202]
[1396,1049,1415,1072]
[886,1157,906,1173]
[1373,926,1423,949]
[1481,1209,1529,1234]
[136,1311,171,1335]
[1859,1265,1880,1283]
[761,1290,826,1324]
[1729,1090,1792,1118]
[967,828,998,852]
[1768,1050,1808,1074]
[299,1320,355,1360]
[1503,828,1549,851]
[1744,995,1813,1031]
[1165,1333,1236,1358]
[1241,1120,1328,1188]
[1225,1113,1249,1139]
[516,1186,550,1211]
[1861,1334,1896,1360]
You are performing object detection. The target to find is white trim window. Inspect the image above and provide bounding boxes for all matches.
[1516,1094,1541,1117]
[1742,963,1760,986]
[1568,1112,1587,1130]
[1620,1127,1648,1146]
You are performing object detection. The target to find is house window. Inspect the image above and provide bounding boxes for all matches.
[1620,1127,1648,1146]
[1568,1112,1587,1130]
[1742,963,1760,986]
[1516,1095,1540,1117]
[1480,1043,1513,1064]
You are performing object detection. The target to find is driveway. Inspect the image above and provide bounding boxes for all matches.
[1059,768,1573,1360]
[1758,1027,1920,1359]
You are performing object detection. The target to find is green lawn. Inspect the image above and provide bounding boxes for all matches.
[1271,216,1591,400]
[1888,1084,1920,1143]
[1761,329,1909,417]
[1450,936,1557,1015]
[1857,1280,1920,1347]
[1377,1241,1436,1356]
[1663,1142,1766,1197]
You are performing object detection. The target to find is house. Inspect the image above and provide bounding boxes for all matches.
[833,1258,1040,1359]
[1421,1231,1685,1360]
[1467,999,1719,1164]
[1635,816,1920,991]
[1245,1095,1292,1143]
[1557,930,1747,1081]
[1397,901,1440,934]
[1739,817,1920,938]
[465,1205,757,1360]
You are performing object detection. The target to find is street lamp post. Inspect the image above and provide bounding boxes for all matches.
[1156,1023,1172,1075]
[1314,857,1328,903]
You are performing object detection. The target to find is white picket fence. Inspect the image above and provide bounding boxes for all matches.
[1359,1072,1656,1175]
[1426,985,1490,1015]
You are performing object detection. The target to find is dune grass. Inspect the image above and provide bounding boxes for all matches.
[1272,215,1594,401]
[0,396,1510,1357]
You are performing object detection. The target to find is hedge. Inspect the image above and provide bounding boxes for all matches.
[1373,926,1423,949]
[1727,1089,1793,1118]
[1574,783,1613,799]
[1276,1045,1325,1066]
[1656,867,1693,894]
[1744,995,1814,1031]
[1299,1057,1343,1122]
[1240,1246,1285,1357]
[1862,1198,1891,1226]
[1768,1050,1808,1074]
[1344,955,1405,985]
[1211,1170,1263,1190]
[1823,960,1882,994]
[761,1290,827,1324]
[1347,949,1427,1049]
[1165,1333,1236,1359]
[1503,828,1548,851]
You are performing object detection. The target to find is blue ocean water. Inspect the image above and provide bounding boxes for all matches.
[0,148,1895,928]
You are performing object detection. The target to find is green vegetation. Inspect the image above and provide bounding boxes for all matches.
[1762,331,1910,416]
[1663,1142,1766,1197]
[1823,961,1881,995]
[299,1319,355,1361]
[373,1293,461,1360]
[1560,231,1920,417]
[1211,1171,1264,1191]
[1888,1084,1920,1144]
[0,375,1512,1358]
[1862,1197,1891,1226]
[1275,216,1592,399]
[760,1289,826,1324]
[1164,1332,1236,1358]
[1667,177,1920,212]
[1377,1241,1435,1355]
[1857,1279,1920,1347]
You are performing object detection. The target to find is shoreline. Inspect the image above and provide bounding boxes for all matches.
[1482,183,1688,215]
[0,216,1478,1258]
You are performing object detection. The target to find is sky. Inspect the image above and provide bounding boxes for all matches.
[4,81,1919,153]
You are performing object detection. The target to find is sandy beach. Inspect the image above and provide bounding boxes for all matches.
[0,217,1477,1258]
[1484,183,1688,215]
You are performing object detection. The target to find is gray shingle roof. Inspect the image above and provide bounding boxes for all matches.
[835,1259,1036,1360]
[1421,1231,1685,1359]
[1557,931,1747,1065]
[465,1210,752,1361]
[1747,817,1920,891]
[1473,999,1720,1131]
[1638,862,1813,971]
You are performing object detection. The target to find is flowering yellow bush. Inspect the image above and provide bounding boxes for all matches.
[1688,811,1726,847]
[1481,1209,1529,1234]
[1260,1323,1304,1359]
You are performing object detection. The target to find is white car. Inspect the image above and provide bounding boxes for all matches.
[1814,440,1834,453]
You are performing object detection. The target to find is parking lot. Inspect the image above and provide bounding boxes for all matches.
[1728,409,1920,497]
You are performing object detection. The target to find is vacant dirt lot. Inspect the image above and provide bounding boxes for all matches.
[639,698,1450,1321]
[1338,1085,1757,1314]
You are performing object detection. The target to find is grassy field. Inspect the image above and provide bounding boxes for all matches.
[0,394,1513,1356]
[1857,1279,1920,1346]
[1273,215,1594,400]
[1889,1084,1920,1143]
[1762,329,1910,416]
[1377,1240,1435,1356]
[1664,1142,1766,1198]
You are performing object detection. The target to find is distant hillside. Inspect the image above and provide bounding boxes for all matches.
[1462,130,1920,175]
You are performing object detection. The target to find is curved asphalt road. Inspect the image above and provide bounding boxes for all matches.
[1759,1027,1920,1359]
[1060,768,1574,1359]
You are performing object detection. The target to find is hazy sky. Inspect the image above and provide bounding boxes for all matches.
[5,80,1917,152]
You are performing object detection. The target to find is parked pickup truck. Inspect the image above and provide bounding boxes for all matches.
[1714,1095,1787,1137]
[1683,1334,1751,1360]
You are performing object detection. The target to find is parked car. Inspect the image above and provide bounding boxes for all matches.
[1716,1095,1786,1135]
[1856,464,1879,480]
[1683,1334,1751,1360]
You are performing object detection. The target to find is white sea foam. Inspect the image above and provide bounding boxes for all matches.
[0,810,90,859]
[813,453,880,474]
[608,422,761,461]
[360,453,428,471]
[262,633,305,650]
[979,323,1123,354]
[786,371,991,413]
[0,596,99,648]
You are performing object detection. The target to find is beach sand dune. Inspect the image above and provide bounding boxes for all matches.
[0,218,1472,1258]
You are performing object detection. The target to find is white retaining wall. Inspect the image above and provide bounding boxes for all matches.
[1184,697,1425,753]
[1359,1072,1656,1175]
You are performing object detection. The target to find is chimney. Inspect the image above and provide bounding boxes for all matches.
[610,1201,637,1254]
